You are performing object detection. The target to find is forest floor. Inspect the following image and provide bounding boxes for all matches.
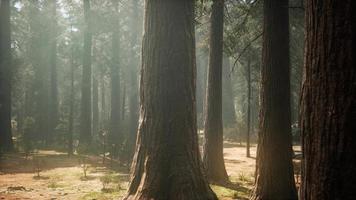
[0,142,300,200]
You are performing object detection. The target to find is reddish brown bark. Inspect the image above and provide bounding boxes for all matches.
[251,0,297,199]
[125,0,217,199]
[300,0,356,199]
[203,0,229,184]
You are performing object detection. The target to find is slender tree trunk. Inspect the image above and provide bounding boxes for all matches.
[246,57,251,158]
[200,54,208,130]
[100,74,107,129]
[251,0,297,199]
[300,0,356,199]
[203,0,229,183]
[126,0,140,161]
[68,31,75,156]
[80,0,92,145]
[121,83,126,120]
[125,1,217,199]
[0,0,13,152]
[196,53,206,130]
[109,1,121,156]
[92,76,99,138]
[48,0,58,144]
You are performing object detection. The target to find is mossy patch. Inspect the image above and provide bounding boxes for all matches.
[211,184,239,199]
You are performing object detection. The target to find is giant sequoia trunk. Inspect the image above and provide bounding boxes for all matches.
[0,0,13,152]
[300,1,356,199]
[203,0,229,183]
[80,0,92,145]
[125,0,217,199]
[251,0,297,199]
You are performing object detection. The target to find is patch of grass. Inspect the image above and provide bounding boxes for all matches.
[238,172,249,182]
[211,182,253,200]
[48,181,63,189]
[231,173,254,186]
[100,173,126,192]
[211,184,238,199]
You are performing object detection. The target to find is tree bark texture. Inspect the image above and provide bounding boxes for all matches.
[251,0,297,199]
[203,0,229,183]
[125,0,217,199]
[300,0,356,199]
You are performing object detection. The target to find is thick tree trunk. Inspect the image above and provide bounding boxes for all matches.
[203,0,229,183]
[80,0,92,145]
[251,0,297,199]
[246,57,251,158]
[48,0,58,144]
[0,0,13,152]
[125,1,217,199]
[300,0,356,199]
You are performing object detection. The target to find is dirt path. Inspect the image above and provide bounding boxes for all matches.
[0,143,257,200]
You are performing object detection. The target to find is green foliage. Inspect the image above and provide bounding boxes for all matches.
[238,172,249,182]
[211,185,241,200]
[47,178,65,189]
